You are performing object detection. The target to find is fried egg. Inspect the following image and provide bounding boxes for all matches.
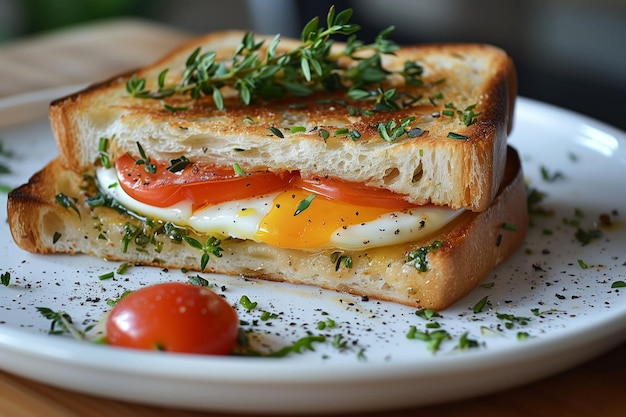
[97,167,463,251]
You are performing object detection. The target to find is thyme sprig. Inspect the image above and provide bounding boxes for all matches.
[127,7,421,111]
[36,307,92,340]
[182,235,223,272]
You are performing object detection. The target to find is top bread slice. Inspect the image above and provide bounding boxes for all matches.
[49,31,516,211]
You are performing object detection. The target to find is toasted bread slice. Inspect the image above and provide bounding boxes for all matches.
[49,31,516,211]
[8,147,527,310]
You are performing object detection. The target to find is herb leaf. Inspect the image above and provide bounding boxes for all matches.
[267,335,326,357]
[125,6,416,112]
[1,272,10,287]
[36,307,86,340]
[407,240,443,272]
[182,235,223,272]
[133,142,157,174]
[294,194,316,216]
[55,193,81,218]
[167,155,190,172]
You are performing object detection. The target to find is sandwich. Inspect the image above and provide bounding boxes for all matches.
[7,7,526,310]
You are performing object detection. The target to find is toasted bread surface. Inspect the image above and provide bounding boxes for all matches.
[49,31,516,211]
[8,147,527,310]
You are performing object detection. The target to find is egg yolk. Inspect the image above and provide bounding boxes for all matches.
[255,189,393,249]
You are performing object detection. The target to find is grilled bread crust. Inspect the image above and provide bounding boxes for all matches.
[49,31,516,212]
[8,147,527,310]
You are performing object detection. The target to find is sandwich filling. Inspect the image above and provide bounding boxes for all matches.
[96,153,464,251]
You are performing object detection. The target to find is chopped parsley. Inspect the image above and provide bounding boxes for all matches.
[1,272,10,287]
[294,194,316,216]
[239,295,258,310]
[407,240,443,272]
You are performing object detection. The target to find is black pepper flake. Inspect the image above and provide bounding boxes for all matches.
[496,233,503,247]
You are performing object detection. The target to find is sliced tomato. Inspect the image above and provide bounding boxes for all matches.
[290,174,418,210]
[106,282,238,355]
[115,153,296,209]
[115,154,417,211]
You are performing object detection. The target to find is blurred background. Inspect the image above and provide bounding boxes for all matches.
[1,0,625,130]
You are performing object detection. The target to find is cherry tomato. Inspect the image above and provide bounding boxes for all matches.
[115,153,296,209]
[290,174,418,210]
[106,282,238,355]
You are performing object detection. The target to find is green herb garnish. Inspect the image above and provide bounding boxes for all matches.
[134,142,157,174]
[290,125,307,134]
[164,104,189,113]
[106,290,133,307]
[260,311,279,321]
[188,274,210,287]
[496,312,531,329]
[377,116,415,142]
[267,335,326,358]
[116,262,129,275]
[232,162,245,177]
[98,137,112,168]
[239,295,258,310]
[457,332,480,350]
[294,194,316,216]
[330,251,353,271]
[268,126,284,138]
[415,308,441,320]
[442,103,481,126]
[406,326,451,353]
[446,132,469,140]
[125,6,422,112]
[407,240,443,272]
[317,318,336,330]
[182,235,223,272]
[1,272,10,287]
[526,186,553,217]
[167,155,190,172]
[473,296,489,313]
[55,193,81,218]
[36,307,87,339]
[575,228,603,246]
[98,271,115,280]
[540,166,565,182]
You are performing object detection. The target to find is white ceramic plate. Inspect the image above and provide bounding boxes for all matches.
[1,87,625,414]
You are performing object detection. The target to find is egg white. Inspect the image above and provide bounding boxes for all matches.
[97,167,464,250]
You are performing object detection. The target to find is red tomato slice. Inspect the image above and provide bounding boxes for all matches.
[290,174,418,210]
[114,154,417,211]
[106,282,238,355]
[115,153,296,209]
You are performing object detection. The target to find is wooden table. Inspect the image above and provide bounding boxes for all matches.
[1,19,625,417]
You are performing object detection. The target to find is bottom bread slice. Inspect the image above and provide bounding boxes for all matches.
[7,147,527,310]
